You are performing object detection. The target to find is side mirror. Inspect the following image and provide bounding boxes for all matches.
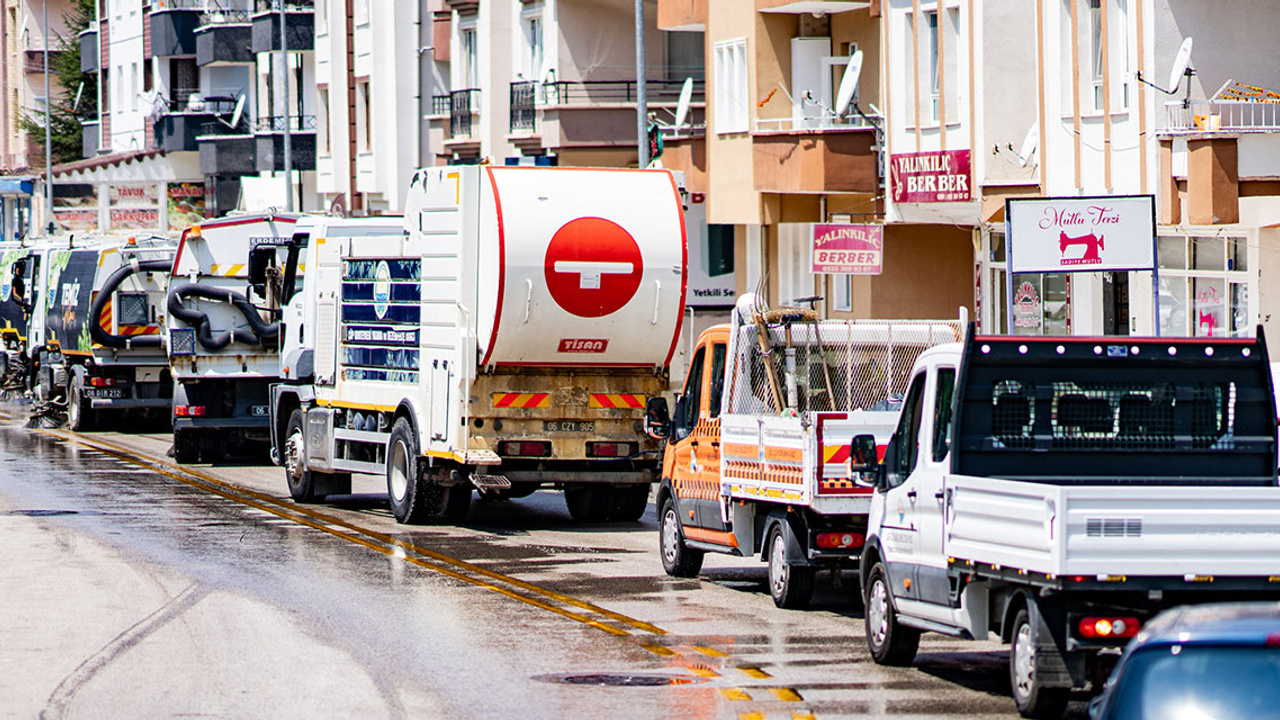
[849,433,881,486]
[644,396,671,440]
[247,245,276,289]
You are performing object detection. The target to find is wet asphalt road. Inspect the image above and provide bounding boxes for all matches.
[0,411,1090,719]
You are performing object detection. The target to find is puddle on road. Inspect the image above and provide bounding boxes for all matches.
[535,672,708,687]
[7,509,80,517]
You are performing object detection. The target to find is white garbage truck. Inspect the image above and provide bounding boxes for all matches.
[270,165,688,524]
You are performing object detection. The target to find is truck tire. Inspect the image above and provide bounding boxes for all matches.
[564,485,611,522]
[1009,609,1070,719]
[283,410,322,504]
[174,429,200,464]
[658,497,703,577]
[767,525,815,609]
[386,418,468,525]
[607,485,650,522]
[67,376,96,432]
[864,562,920,666]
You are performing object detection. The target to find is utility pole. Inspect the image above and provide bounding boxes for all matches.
[635,0,647,168]
[281,0,293,211]
[43,0,54,234]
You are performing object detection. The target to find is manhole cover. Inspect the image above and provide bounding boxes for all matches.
[535,673,708,687]
[8,510,79,517]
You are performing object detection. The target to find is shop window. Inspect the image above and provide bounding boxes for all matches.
[1158,235,1250,337]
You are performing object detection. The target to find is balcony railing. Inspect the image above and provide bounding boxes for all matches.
[200,8,252,25]
[254,114,317,132]
[754,110,883,133]
[254,0,314,10]
[152,0,205,9]
[510,81,537,133]
[538,79,702,105]
[447,89,479,140]
[1165,100,1280,133]
[431,95,451,117]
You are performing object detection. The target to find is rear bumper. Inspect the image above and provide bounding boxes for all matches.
[504,469,655,485]
[89,397,171,410]
[173,416,271,431]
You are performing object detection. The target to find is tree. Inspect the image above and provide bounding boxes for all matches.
[19,0,99,167]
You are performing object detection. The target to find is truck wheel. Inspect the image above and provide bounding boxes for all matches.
[1009,609,1070,719]
[658,497,703,577]
[387,417,431,524]
[606,485,651,522]
[174,429,201,464]
[767,525,815,609]
[67,377,95,432]
[564,485,610,522]
[200,431,225,464]
[284,410,321,504]
[865,562,920,666]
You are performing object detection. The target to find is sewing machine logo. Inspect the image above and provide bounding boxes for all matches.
[1197,285,1222,336]
[1059,231,1105,266]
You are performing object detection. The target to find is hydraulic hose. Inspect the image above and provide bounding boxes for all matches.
[88,259,171,349]
[166,283,280,350]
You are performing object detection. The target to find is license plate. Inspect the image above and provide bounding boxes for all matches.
[543,420,595,433]
[83,388,126,399]
[249,405,269,417]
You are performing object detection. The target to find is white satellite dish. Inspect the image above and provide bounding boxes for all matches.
[834,50,864,118]
[230,95,246,130]
[1168,37,1194,93]
[1018,125,1038,167]
[674,77,694,129]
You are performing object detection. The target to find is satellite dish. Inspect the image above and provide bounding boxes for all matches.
[1167,37,1193,92]
[674,77,694,129]
[1018,125,1038,167]
[230,95,246,130]
[834,50,864,118]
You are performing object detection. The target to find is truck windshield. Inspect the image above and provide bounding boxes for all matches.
[955,337,1277,483]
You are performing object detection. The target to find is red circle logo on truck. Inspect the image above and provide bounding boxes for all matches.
[544,217,643,318]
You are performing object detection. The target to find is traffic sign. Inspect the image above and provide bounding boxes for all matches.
[543,217,643,318]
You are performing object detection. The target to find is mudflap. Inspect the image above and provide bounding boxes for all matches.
[765,510,812,567]
[1025,596,1086,689]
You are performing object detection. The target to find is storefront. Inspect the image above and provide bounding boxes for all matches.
[0,177,37,242]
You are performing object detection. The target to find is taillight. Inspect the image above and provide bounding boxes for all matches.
[498,440,551,458]
[87,377,116,387]
[174,405,207,418]
[815,532,865,550]
[1267,633,1280,648]
[586,441,637,458]
[1077,617,1141,639]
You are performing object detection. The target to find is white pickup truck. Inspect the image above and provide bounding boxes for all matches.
[855,332,1280,718]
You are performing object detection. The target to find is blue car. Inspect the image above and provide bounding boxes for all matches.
[1089,602,1280,720]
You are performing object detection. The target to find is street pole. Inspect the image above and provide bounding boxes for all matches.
[281,0,294,211]
[635,0,647,168]
[43,0,54,234]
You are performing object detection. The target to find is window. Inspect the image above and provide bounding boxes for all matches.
[130,63,138,111]
[713,38,748,134]
[888,373,928,486]
[676,347,706,440]
[707,224,734,277]
[143,58,153,93]
[932,368,957,461]
[520,8,543,81]
[708,344,727,419]
[928,12,939,121]
[988,231,1071,335]
[459,26,478,89]
[355,0,370,26]
[1158,235,1251,337]
[833,275,853,312]
[317,87,330,155]
[1068,0,1130,113]
[667,31,705,82]
[1090,0,1103,109]
[316,0,328,34]
[356,80,372,152]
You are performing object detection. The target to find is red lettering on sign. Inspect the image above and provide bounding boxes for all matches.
[544,217,644,319]
[557,338,610,353]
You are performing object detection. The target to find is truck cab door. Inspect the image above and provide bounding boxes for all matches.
[668,344,709,532]
[694,341,728,532]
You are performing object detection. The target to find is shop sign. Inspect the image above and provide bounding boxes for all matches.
[811,224,883,275]
[1007,195,1155,273]
[890,150,972,203]
[109,208,160,230]
[1013,281,1042,329]
[167,182,207,229]
[53,210,99,232]
[109,183,158,207]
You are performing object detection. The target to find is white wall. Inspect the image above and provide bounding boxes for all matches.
[107,1,146,152]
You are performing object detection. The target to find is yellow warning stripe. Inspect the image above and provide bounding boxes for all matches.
[209,264,246,276]
[588,393,647,410]
[492,392,551,409]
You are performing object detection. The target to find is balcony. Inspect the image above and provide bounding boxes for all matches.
[508,79,704,149]
[752,126,878,194]
[251,1,315,53]
[196,10,254,65]
[198,122,256,176]
[153,96,242,152]
[150,1,203,57]
[1163,99,1280,135]
[254,115,317,172]
[79,28,98,72]
[434,88,480,141]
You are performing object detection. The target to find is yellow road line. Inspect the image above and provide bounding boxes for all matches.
[37,430,660,639]
[719,688,752,701]
[639,642,678,657]
[692,645,729,658]
[792,712,817,720]
[738,666,771,679]
[738,713,766,720]
[769,688,804,702]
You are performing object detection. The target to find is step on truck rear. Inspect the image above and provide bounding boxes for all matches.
[646,292,964,608]
[270,165,687,524]
[855,332,1280,718]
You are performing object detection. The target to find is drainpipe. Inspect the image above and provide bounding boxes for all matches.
[281,0,293,211]
[635,0,647,168]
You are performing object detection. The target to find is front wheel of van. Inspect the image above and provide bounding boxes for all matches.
[1009,609,1070,719]
[658,497,703,578]
[865,562,920,666]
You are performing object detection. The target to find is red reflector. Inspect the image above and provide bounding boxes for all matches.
[499,441,551,458]
[1267,634,1280,648]
[190,406,206,417]
[174,405,188,417]
[815,532,865,550]
[586,441,636,458]
[1078,616,1141,639]
[87,377,116,387]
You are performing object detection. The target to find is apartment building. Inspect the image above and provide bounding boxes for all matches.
[678,0,1280,341]
[50,0,316,232]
